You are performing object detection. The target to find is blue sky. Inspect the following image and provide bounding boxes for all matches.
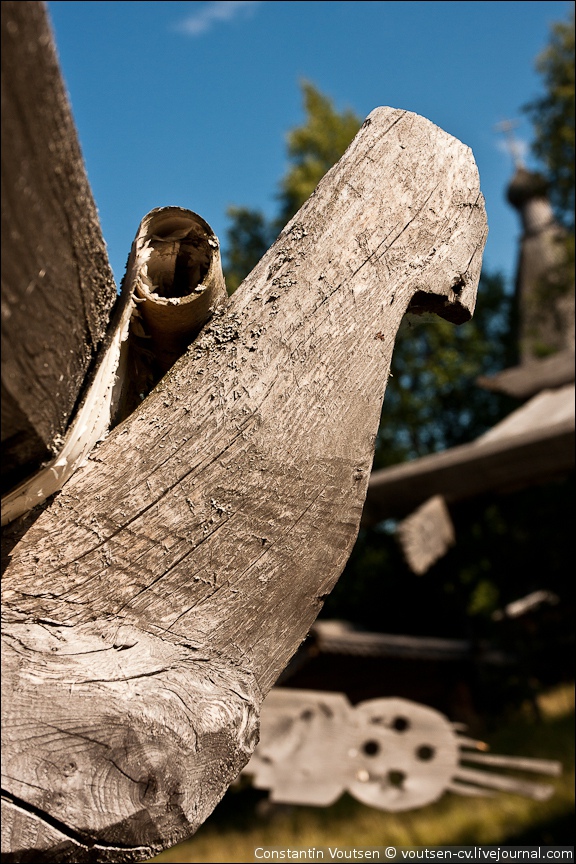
[47,0,572,290]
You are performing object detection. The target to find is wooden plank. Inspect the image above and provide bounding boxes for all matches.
[363,387,574,525]
[311,620,473,660]
[459,751,561,776]
[477,349,575,399]
[2,106,487,861]
[1,2,117,494]
[476,384,574,444]
[453,767,554,801]
[247,689,352,806]
[396,494,455,574]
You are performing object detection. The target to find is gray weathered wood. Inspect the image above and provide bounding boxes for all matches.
[396,494,455,575]
[1,207,228,527]
[2,107,486,862]
[1,1,117,493]
[363,384,575,525]
[244,689,560,810]
[477,349,575,399]
[126,207,228,376]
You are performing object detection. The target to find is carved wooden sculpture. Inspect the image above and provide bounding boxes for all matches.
[244,689,561,810]
[1,3,487,862]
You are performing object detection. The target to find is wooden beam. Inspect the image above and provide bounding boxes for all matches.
[2,106,487,861]
[1,206,228,526]
[477,349,575,399]
[363,386,575,525]
[1,2,117,494]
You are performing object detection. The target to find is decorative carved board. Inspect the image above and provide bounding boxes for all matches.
[396,494,455,575]
[243,689,562,811]
[363,384,575,525]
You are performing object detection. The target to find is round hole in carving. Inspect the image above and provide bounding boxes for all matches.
[300,709,314,721]
[362,739,380,757]
[416,745,435,761]
[388,770,406,789]
[391,716,410,732]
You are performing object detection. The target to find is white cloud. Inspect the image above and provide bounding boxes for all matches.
[176,1,262,36]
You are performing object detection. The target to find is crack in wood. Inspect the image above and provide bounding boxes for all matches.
[1,790,153,855]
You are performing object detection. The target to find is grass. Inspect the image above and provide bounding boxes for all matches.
[148,683,574,863]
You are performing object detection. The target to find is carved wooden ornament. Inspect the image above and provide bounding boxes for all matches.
[245,689,562,811]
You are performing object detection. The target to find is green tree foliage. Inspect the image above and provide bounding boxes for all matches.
[524,8,575,228]
[223,82,361,292]
[375,274,515,470]
[223,207,276,294]
[276,81,362,224]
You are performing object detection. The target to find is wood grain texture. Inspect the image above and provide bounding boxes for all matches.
[2,107,486,861]
[1,1,117,492]
[1,207,228,527]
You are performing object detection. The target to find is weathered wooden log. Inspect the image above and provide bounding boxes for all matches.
[1,1,117,494]
[2,107,487,861]
[128,207,228,374]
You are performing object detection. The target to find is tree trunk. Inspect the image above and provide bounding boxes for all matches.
[1,1,117,493]
[1,52,487,864]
